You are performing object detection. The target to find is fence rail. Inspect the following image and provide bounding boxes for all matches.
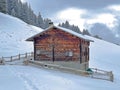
[0,53,114,82]
[1,52,34,62]
[90,68,114,82]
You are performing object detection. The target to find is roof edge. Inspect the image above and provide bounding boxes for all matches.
[26,25,93,42]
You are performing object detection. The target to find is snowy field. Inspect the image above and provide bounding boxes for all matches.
[0,13,120,90]
[0,65,119,90]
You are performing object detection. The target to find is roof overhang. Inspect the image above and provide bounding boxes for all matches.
[26,25,94,42]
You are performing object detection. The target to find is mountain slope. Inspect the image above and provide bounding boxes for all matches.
[0,13,43,57]
[0,36,120,90]
[86,35,120,83]
[0,12,120,90]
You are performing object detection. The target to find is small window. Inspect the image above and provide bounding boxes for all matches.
[36,50,41,54]
[65,51,73,56]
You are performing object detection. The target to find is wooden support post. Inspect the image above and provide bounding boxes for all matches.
[52,44,55,62]
[79,44,82,64]
[34,41,36,60]
[31,52,34,57]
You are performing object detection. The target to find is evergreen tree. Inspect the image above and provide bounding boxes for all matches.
[64,21,70,28]
[0,0,7,13]
[82,29,91,36]
[59,21,81,34]
[37,12,44,28]
[11,8,16,16]
[17,0,23,18]
[13,0,19,17]
[7,0,15,15]
[20,2,29,22]
[43,18,52,29]
[5,0,52,29]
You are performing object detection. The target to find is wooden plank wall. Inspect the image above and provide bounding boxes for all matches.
[34,28,90,63]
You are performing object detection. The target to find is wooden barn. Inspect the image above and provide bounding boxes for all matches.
[26,25,93,70]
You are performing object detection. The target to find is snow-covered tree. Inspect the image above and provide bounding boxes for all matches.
[43,18,52,29]
[6,0,52,29]
[0,0,7,13]
[7,0,15,15]
[11,8,16,16]
[59,21,81,34]
[82,29,91,36]
[37,12,44,28]
[28,5,35,25]
[20,2,29,22]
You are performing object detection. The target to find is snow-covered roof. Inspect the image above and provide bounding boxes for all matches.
[26,25,93,42]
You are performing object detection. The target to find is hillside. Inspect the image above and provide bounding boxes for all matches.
[0,13,43,57]
[86,35,120,83]
[0,36,120,90]
[0,13,120,90]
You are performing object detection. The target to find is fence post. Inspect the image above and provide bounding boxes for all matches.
[18,54,20,60]
[25,53,27,58]
[2,56,3,60]
[109,71,114,82]
[31,52,34,57]
[11,56,12,62]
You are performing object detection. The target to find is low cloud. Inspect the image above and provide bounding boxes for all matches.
[52,8,87,30]
[107,5,120,11]
[86,13,116,28]
[89,23,120,44]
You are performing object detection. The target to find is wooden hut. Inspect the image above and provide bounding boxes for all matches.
[26,25,93,70]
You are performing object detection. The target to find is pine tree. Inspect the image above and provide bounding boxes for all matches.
[37,12,44,28]
[43,18,52,29]
[20,2,29,22]
[5,0,52,29]
[59,21,81,34]
[11,8,16,16]
[82,29,91,36]
[0,0,7,13]
[7,0,15,15]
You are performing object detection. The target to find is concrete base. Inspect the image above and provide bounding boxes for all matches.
[36,61,89,70]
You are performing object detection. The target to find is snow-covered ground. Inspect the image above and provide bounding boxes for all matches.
[0,13,43,57]
[0,13,120,90]
[87,35,120,83]
[0,65,119,90]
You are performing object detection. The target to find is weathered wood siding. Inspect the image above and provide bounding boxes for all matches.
[34,28,89,63]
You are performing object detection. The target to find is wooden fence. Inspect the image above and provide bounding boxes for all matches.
[1,52,34,62]
[90,68,114,82]
[0,53,114,82]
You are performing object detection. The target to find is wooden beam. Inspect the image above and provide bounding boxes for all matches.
[79,44,82,63]
[52,44,55,62]
[34,40,36,60]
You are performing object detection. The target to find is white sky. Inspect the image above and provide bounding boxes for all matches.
[21,0,120,32]
[20,0,26,3]
[54,8,86,30]
[108,5,120,11]
[52,7,117,30]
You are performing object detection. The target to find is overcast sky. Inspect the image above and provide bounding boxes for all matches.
[21,0,120,33]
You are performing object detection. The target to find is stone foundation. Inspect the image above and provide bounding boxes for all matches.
[37,61,89,70]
